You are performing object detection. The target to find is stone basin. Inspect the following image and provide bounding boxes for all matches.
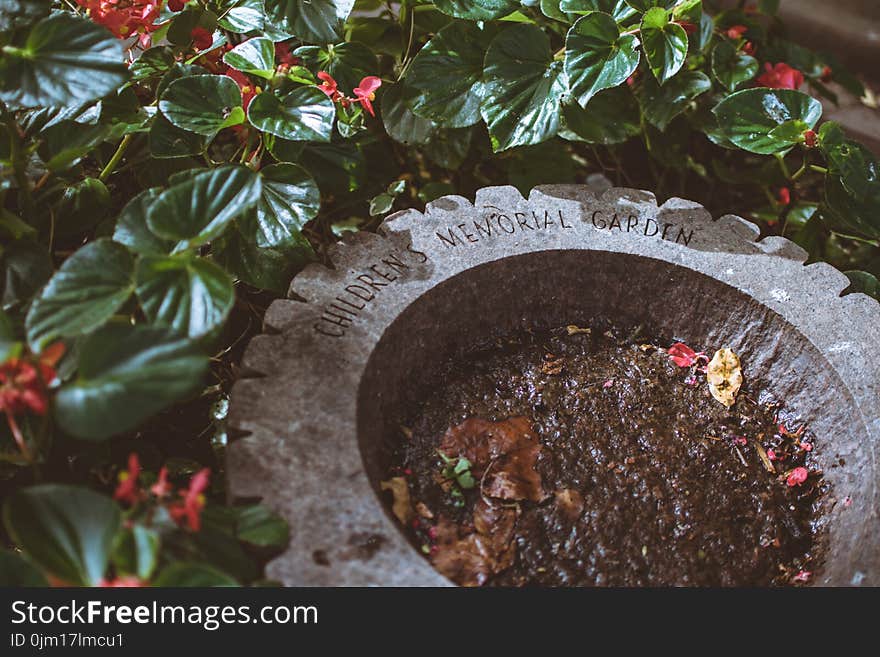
[228,183,880,587]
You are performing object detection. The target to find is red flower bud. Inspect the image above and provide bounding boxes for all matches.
[777,187,791,206]
[803,130,818,149]
[726,25,748,40]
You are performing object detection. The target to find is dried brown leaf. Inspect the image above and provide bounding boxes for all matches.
[380,476,413,525]
[706,347,743,408]
[554,488,584,521]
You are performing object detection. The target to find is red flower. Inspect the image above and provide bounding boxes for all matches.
[168,468,210,531]
[353,76,382,117]
[803,129,818,148]
[786,466,809,487]
[767,449,777,461]
[190,26,213,52]
[820,65,832,83]
[726,25,748,40]
[317,71,341,102]
[151,466,172,498]
[76,0,161,49]
[742,41,756,56]
[275,41,298,68]
[114,453,142,505]
[667,342,707,368]
[777,187,791,206]
[756,62,804,90]
[99,575,146,587]
[0,343,63,459]
[225,69,257,111]
[168,0,185,10]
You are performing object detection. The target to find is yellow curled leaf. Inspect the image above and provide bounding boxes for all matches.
[380,476,413,525]
[707,347,742,408]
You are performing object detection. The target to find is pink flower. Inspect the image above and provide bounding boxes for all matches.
[317,71,341,101]
[786,467,809,487]
[799,441,813,452]
[767,449,777,461]
[726,25,748,40]
[168,468,210,531]
[756,62,804,90]
[733,436,748,446]
[353,76,382,117]
[667,342,707,368]
[99,576,146,587]
[150,466,172,498]
[792,570,811,583]
[603,379,614,389]
[114,453,142,505]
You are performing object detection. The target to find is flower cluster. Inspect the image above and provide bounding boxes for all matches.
[76,0,162,49]
[317,72,383,117]
[0,343,63,459]
[756,62,805,90]
[114,453,211,532]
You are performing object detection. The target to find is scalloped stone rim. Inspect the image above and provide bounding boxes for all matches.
[228,184,880,587]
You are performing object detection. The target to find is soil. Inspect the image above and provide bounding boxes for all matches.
[385,324,827,587]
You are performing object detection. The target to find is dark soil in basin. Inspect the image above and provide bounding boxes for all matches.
[383,324,827,587]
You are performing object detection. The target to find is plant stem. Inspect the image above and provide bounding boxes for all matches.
[809,165,829,175]
[99,134,133,182]
[774,153,791,180]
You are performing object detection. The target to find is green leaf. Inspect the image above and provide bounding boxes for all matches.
[294,41,378,94]
[224,37,276,79]
[25,239,134,351]
[159,75,245,136]
[433,0,520,20]
[112,525,160,580]
[424,127,473,169]
[149,113,208,158]
[0,14,129,108]
[247,86,335,142]
[623,0,676,11]
[264,0,355,43]
[381,83,436,146]
[213,228,304,294]
[153,562,238,586]
[129,46,176,81]
[711,39,758,92]
[820,122,879,199]
[37,120,111,172]
[712,88,822,155]
[0,0,51,33]
[3,485,121,586]
[540,0,568,21]
[135,255,234,339]
[247,163,320,249]
[560,86,640,144]
[481,24,567,152]
[638,69,710,130]
[54,324,209,440]
[369,193,394,216]
[52,177,112,239]
[844,271,880,300]
[559,0,637,22]
[640,6,687,84]
[0,550,48,586]
[405,21,486,128]
[235,505,289,547]
[823,174,880,240]
[219,1,265,33]
[147,165,262,249]
[564,12,640,107]
[1,240,52,309]
[113,188,174,256]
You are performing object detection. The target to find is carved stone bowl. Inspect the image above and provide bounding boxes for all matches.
[228,184,880,586]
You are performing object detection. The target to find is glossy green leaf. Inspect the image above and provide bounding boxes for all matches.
[623,0,676,11]
[712,88,822,154]
[147,165,262,249]
[236,505,289,547]
[0,14,129,107]
[823,174,880,240]
[113,188,174,256]
[540,0,568,21]
[25,239,134,351]
[560,0,637,22]
[247,163,320,249]
[219,1,265,33]
[564,12,640,107]
[247,86,335,142]
[3,485,121,586]
[481,24,567,152]
[38,120,111,172]
[639,69,711,130]
[54,324,209,440]
[135,255,235,338]
[153,562,238,587]
[112,525,160,580]
[381,83,436,146]
[129,46,176,81]
[149,113,208,159]
[159,75,245,136]
[560,86,640,144]
[224,37,276,79]
[213,228,307,294]
[294,41,378,94]
[711,39,758,92]
[264,0,355,43]
[844,271,880,300]
[0,550,47,586]
[820,122,879,199]
[433,0,519,20]
[0,0,51,32]
[1,240,52,309]
[405,22,486,128]
[640,6,688,84]
[424,127,473,169]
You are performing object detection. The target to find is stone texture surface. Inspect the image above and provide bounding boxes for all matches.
[228,184,880,587]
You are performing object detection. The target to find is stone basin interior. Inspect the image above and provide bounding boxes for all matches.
[356,249,872,585]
